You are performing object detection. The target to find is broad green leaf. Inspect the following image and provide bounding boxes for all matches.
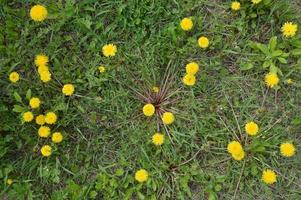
[271,50,283,57]
[13,92,22,103]
[268,36,277,50]
[291,49,301,56]
[26,89,31,100]
[290,40,301,48]
[240,62,253,70]
[12,105,27,113]
[263,60,271,68]
[257,43,270,55]
[269,64,278,74]
[278,57,287,64]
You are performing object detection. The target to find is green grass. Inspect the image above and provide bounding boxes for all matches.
[1,0,301,199]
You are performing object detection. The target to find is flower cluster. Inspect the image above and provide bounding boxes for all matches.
[227,120,296,185]
[21,96,63,157]
[182,62,199,86]
[227,141,245,161]
[35,54,52,83]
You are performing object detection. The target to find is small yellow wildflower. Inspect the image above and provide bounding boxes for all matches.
[281,22,298,38]
[231,2,241,11]
[183,74,196,86]
[262,169,277,185]
[38,65,49,74]
[180,17,193,31]
[23,111,34,122]
[98,66,105,73]
[143,104,155,117]
[227,141,245,161]
[45,112,57,124]
[52,132,63,143]
[39,70,51,82]
[62,84,75,96]
[265,73,279,88]
[135,169,149,183]
[102,44,117,57]
[232,150,245,161]
[198,36,209,48]
[152,133,164,146]
[41,145,52,157]
[186,62,199,75]
[30,5,48,21]
[162,112,175,125]
[245,121,259,136]
[280,142,296,157]
[29,97,41,109]
[35,54,48,67]
[38,126,51,138]
[35,114,45,125]
[227,141,243,154]
[9,72,20,83]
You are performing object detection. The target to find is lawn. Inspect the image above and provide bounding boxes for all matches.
[1,0,301,199]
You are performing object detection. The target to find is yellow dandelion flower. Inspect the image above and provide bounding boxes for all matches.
[98,66,105,73]
[35,114,45,125]
[280,142,296,157]
[38,126,51,138]
[23,111,34,122]
[102,44,117,57]
[198,36,209,48]
[232,150,245,161]
[183,74,196,86]
[41,145,52,157]
[52,132,63,143]
[6,179,13,185]
[62,84,75,96]
[29,97,41,109]
[9,72,20,83]
[135,169,149,183]
[38,65,49,74]
[143,104,155,117]
[227,141,243,154]
[152,133,164,146]
[245,121,259,136]
[162,112,175,125]
[30,5,48,22]
[152,86,159,93]
[281,22,298,38]
[262,169,277,185]
[180,17,193,31]
[45,112,57,124]
[39,70,51,83]
[251,0,262,4]
[231,2,241,11]
[186,62,199,75]
[35,54,48,67]
[265,73,279,88]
